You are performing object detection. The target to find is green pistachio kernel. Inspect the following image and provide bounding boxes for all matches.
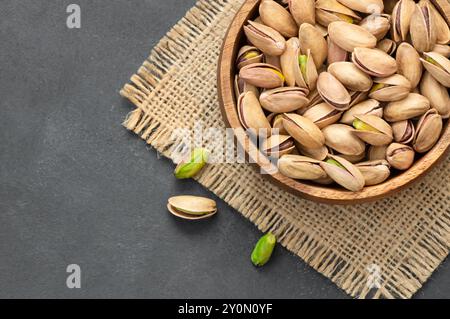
[174,148,209,179]
[335,13,354,24]
[353,119,379,132]
[298,55,308,79]
[426,56,439,66]
[370,83,386,93]
[269,68,285,82]
[326,159,345,169]
[243,51,259,60]
[251,233,276,267]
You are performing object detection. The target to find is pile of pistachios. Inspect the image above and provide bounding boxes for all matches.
[235,0,449,192]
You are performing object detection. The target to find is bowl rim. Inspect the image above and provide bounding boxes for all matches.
[217,0,450,204]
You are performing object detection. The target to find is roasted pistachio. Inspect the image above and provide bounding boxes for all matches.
[420,51,450,87]
[376,38,397,56]
[413,108,443,153]
[391,120,415,144]
[260,0,298,38]
[282,113,326,149]
[234,75,259,98]
[336,0,384,14]
[391,0,415,42]
[237,91,272,131]
[369,74,411,102]
[356,160,391,186]
[315,0,361,27]
[320,155,365,191]
[352,47,397,77]
[317,72,351,110]
[278,155,328,180]
[386,143,415,170]
[240,63,285,89]
[299,23,328,68]
[260,87,310,113]
[352,114,394,146]
[322,124,366,155]
[174,148,209,179]
[359,14,391,40]
[328,21,377,52]
[236,46,263,69]
[262,134,295,158]
[396,42,423,89]
[420,71,450,118]
[328,62,373,92]
[410,0,436,53]
[295,143,329,161]
[251,233,276,267]
[167,196,217,220]
[327,37,348,65]
[368,145,388,161]
[302,102,342,129]
[340,99,382,125]
[384,93,430,121]
[267,113,288,135]
[289,0,316,25]
[244,21,286,56]
[432,44,450,58]
[429,1,450,45]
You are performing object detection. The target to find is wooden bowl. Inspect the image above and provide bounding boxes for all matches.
[217,0,450,204]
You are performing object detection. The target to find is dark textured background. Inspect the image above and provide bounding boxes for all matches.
[0,0,449,298]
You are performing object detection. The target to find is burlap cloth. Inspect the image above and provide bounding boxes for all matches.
[120,0,450,298]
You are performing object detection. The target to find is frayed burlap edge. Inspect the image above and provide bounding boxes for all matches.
[120,0,450,299]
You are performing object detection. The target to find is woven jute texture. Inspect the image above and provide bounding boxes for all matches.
[121,0,450,298]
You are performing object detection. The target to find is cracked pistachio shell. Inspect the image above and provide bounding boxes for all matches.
[352,47,397,77]
[239,63,285,89]
[262,134,295,158]
[410,0,437,53]
[315,0,361,27]
[174,148,209,179]
[430,2,450,45]
[413,108,443,153]
[281,38,318,90]
[359,14,391,40]
[340,99,382,125]
[420,71,450,118]
[356,160,391,186]
[396,42,423,89]
[391,120,416,144]
[327,37,348,65]
[386,143,415,170]
[260,87,309,113]
[320,155,365,192]
[317,72,351,111]
[353,114,394,146]
[244,21,286,56]
[295,142,329,161]
[302,102,342,129]
[282,113,325,149]
[384,93,430,121]
[376,39,397,56]
[234,75,259,99]
[260,0,298,38]
[369,74,411,102]
[278,155,328,180]
[237,91,272,131]
[168,196,217,219]
[289,0,315,25]
[328,21,377,52]
[299,23,328,68]
[432,44,450,58]
[322,124,366,155]
[336,0,384,14]
[328,62,373,92]
[368,145,387,161]
[420,51,450,87]
[236,46,263,69]
[391,0,415,42]
[267,113,288,135]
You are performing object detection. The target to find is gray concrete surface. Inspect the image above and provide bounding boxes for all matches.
[0,0,449,299]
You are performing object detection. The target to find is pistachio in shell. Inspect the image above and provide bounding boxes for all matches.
[420,71,450,118]
[302,102,342,129]
[317,72,351,111]
[396,42,423,89]
[244,21,286,56]
[349,91,369,107]
[267,113,288,135]
[234,75,259,99]
[335,151,366,164]
[236,46,263,69]
[289,0,316,25]
[320,155,365,192]
[376,39,397,56]
[356,160,391,186]
[328,21,377,52]
[369,74,411,102]
[295,143,329,161]
[359,14,391,41]
[282,113,326,149]
[336,0,384,14]
[327,37,348,65]
[278,155,328,180]
[259,0,298,38]
[167,196,217,220]
[340,99,382,125]
[352,114,394,146]
[384,93,430,122]
[260,87,310,113]
[352,47,397,77]
[429,1,450,45]
[413,108,443,153]
[237,91,272,131]
[391,120,416,144]
[410,0,436,53]
[174,148,209,179]
[368,145,388,161]
[432,44,450,58]
[239,63,285,89]
[315,0,361,27]
[299,23,328,68]
[328,62,373,92]
[420,51,450,88]
[391,0,416,42]
[322,124,366,156]
[262,134,295,158]
[386,143,415,170]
